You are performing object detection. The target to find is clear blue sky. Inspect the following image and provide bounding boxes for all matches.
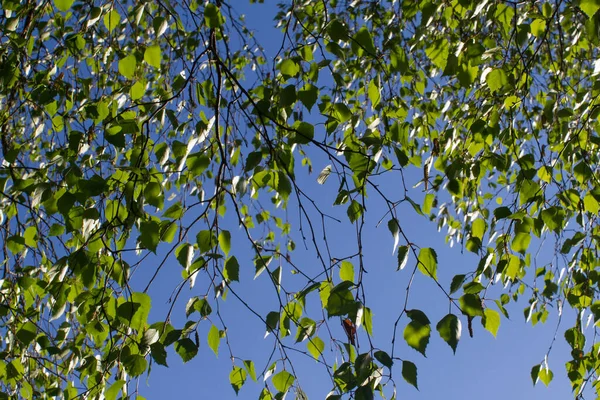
[135,3,576,399]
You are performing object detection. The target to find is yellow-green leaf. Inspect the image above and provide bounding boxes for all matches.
[54,0,74,12]
[218,230,231,256]
[307,337,324,360]
[417,247,437,279]
[144,45,161,68]
[580,0,600,18]
[207,324,221,356]
[103,9,121,32]
[483,308,500,338]
[118,55,137,79]
[339,261,354,282]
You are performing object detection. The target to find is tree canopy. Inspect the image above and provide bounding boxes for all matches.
[1,0,600,398]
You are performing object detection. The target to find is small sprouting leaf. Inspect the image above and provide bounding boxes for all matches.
[436,314,461,354]
[118,54,137,79]
[402,360,418,389]
[403,321,430,356]
[230,366,247,394]
[307,337,325,360]
[144,45,161,68]
[374,350,393,369]
[208,324,221,356]
[397,245,409,270]
[272,370,295,393]
[417,247,437,279]
[539,367,553,386]
[483,308,500,338]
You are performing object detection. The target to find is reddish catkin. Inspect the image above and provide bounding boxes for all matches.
[342,318,357,346]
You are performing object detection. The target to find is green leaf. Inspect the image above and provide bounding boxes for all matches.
[123,354,147,377]
[292,121,314,144]
[118,55,137,79]
[175,338,198,363]
[539,367,553,386]
[347,200,363,223]
[197,230,216,253]
[54,0,74,12]
[208,324,221,356]
[580,0,600,18]
[272,370,295,393]
[307,337,325,360]
[176,243,194,269]
[584,193,599,214]
[101,10,121,35]
[485,68,508,93]
[224,256,240,282]
[326,282,355,317]
[374,350,393,369]
[205,3,226,28]
[117,292,151,331]
[403,321,430,356]
[483,308,500,338]
[401,360,418,389]
[140,221,160,253]
[450,274,466,294]
[422,193,434,215]
[417,247,437,279]
[230,366,247,394]
[16,322,37,345]
[144,45,161,68]
[280,59,300,78]
[298,84,319,111]
[351,26,376,56]
[397,245,409,270]
[218,230,231,255]
[339,261,354,282]
[425,39,449,70]
[244,360,257,382]
[436,314,460,354]
[459,294,484,317]
[150,343,168,366]
[362,306,373,335]
[105,380,126,400]
[368,79,380,109]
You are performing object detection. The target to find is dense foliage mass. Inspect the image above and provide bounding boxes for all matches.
[1,0,600,398]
